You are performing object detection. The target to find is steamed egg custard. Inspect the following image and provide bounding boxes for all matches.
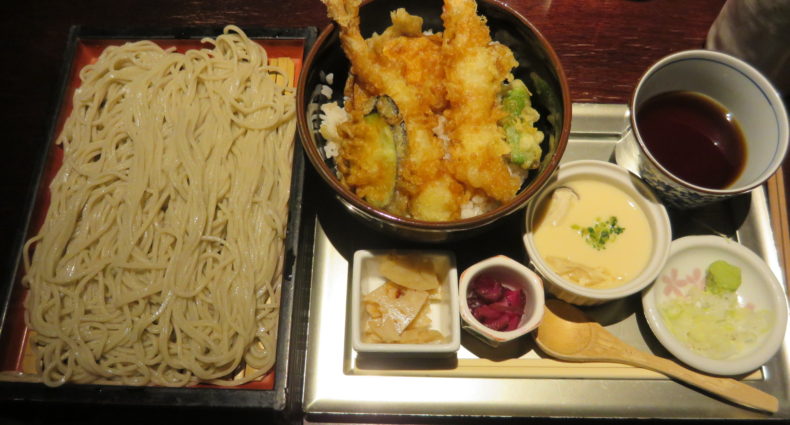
[532,179,652,289]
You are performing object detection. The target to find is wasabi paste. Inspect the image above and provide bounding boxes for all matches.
[706,260,741,294]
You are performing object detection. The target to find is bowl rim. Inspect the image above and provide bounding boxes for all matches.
[296,0,572,231]
[522,159,672,302]
[641,235,790,376]
[350,249,461,354]
[458,255,545,342]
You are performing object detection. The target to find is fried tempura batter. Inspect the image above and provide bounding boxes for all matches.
[320,0,543,221]
[325,0,462,220]
[442,0,522,202]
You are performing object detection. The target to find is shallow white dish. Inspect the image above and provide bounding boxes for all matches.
[459,255,544,346]
[523,159,672,305]
[642,235,789,376]
[351,249,460,356]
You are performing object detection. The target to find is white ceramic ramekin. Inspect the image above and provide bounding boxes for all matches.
[458,255,545,346]
[523,160,672,305]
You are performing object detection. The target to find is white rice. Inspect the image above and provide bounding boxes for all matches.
[323,141,339,158]
[320,84,333,98]
[460,194,498,219]
[318,101,350,159]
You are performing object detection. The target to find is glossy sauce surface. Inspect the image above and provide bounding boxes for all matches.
[636,91,746,189]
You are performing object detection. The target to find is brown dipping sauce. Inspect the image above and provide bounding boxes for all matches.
[636,91,747,189]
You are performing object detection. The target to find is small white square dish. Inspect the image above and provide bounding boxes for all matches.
[351,250,460,356]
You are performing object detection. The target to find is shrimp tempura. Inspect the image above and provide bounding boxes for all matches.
[442,0,522,202]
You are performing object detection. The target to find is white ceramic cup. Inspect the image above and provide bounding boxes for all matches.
[523,160,672,305]
[630,49,789,209]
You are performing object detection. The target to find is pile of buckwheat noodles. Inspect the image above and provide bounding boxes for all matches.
[22,25,295,387]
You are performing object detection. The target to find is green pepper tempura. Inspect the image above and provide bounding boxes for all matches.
[500,79,542,169]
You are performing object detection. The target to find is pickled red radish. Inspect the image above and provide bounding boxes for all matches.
[490,288,525,313]
[470,274,504,302]
[467,273,526,332]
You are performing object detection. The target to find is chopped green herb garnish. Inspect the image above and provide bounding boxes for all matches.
[572,216,625,250]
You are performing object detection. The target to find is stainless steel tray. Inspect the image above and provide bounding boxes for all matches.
[301,103,790,421]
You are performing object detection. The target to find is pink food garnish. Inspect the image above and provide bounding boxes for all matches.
[484,312,513,331]
[506,312,522,330]
[471,304,503,322]
[466,292,483,311]
[489,288,525,313]
[470,274,504,303]
[467,273,526,332]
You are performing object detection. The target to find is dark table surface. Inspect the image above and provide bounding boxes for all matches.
[3,0,783,423]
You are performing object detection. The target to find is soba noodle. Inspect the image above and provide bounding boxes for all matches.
[22,26,295,387]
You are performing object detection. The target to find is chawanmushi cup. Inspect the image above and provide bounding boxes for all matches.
[523,160,672,306]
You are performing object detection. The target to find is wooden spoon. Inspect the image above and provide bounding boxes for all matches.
[535,299,778,413]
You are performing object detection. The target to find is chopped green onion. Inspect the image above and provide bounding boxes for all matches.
[571,216,624,250]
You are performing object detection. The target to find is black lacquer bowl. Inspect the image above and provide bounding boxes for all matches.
[297,0,571,242]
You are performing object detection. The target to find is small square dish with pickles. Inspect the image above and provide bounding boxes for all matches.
[351,250,460,356]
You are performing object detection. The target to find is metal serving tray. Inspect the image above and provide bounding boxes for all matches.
[299,103,790,421]
[0,26,316,411]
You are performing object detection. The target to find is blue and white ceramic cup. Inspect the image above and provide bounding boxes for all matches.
[629,49,789,209]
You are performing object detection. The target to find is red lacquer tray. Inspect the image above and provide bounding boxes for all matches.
[0,26,316,410]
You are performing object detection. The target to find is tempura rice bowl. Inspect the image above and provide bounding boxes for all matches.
[297,0,571,242]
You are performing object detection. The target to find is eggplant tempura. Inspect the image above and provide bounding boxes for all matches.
[320,0,543,221]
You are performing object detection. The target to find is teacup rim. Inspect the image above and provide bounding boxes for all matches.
[628,49,789,196]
